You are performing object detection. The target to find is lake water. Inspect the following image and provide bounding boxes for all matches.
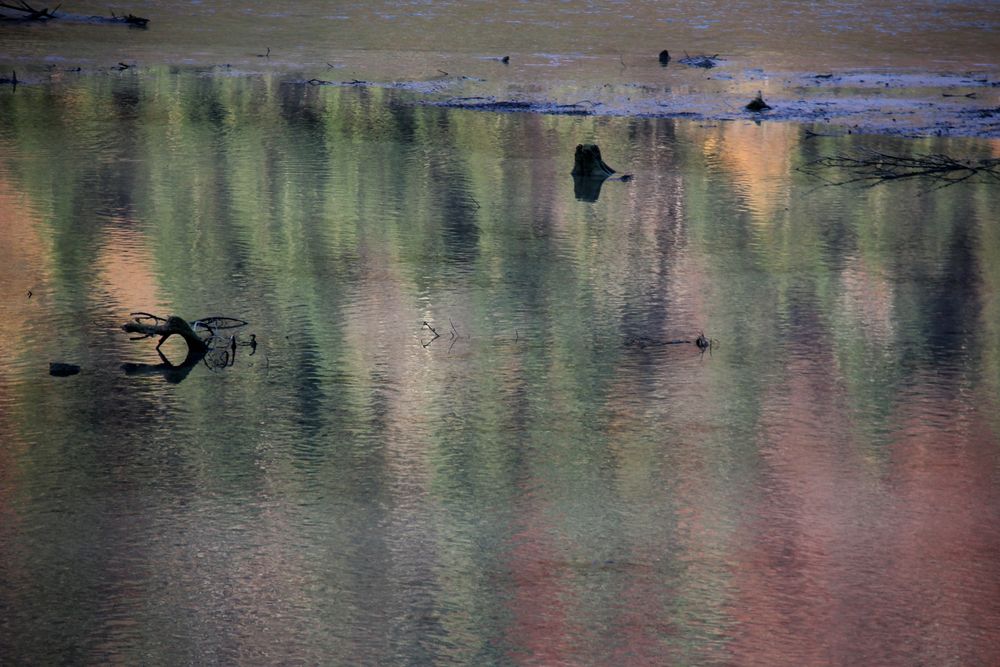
[2,3,1000,666]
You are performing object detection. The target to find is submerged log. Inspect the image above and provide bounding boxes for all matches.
[625,333,716,351]
[49,362,80,377]
[121,314,208,353]
[108,9,148,27]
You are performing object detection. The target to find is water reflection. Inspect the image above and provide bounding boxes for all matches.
[572,173,608,203]
[0,71,999,665]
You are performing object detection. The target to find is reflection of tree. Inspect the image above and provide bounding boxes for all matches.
[122,347,205,384]
[2,68,1000,664]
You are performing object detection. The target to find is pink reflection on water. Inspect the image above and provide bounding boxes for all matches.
[503,499,581,666]
[729,347,1000,666]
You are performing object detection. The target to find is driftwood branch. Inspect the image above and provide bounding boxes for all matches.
[625,332,717,352]
[1,2,148,25]
[120,313,253,380]
[122,314,208,353]
[800,150,1000,188]
[679,52,721,68]
[108,9,148,27]
[0,0,59,19]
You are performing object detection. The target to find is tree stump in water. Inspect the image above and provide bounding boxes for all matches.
[571,144,618,202]
[572,144,616,178]
[746,91,771,112]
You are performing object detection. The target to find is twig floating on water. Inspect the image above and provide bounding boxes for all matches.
[421,321,442,347]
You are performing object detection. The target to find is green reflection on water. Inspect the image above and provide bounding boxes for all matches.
[1,70,999,665]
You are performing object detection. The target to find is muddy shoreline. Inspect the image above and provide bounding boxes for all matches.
[3,59,999,139]
[305,66,1000,139]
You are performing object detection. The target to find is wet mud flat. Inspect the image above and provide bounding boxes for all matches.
[416,69,1000,139]
[2,32,998,139]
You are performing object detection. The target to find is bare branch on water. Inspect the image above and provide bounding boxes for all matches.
[799,149,1000,188]
[421,321,441,348]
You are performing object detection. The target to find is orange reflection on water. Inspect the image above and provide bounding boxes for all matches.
[0,161,47,590]
[696,122,798,223]
[95,222,163,313]
[0,162,47,337]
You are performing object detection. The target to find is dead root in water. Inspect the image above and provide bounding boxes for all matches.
[800,150,1000,188]
[0,0,57,20]
[0,1,148,25]
[121,313,256,377]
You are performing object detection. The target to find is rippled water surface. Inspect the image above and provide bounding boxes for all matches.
[2,19,1000,667]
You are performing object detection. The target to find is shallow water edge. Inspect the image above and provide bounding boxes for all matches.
[3,60,1000,139]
